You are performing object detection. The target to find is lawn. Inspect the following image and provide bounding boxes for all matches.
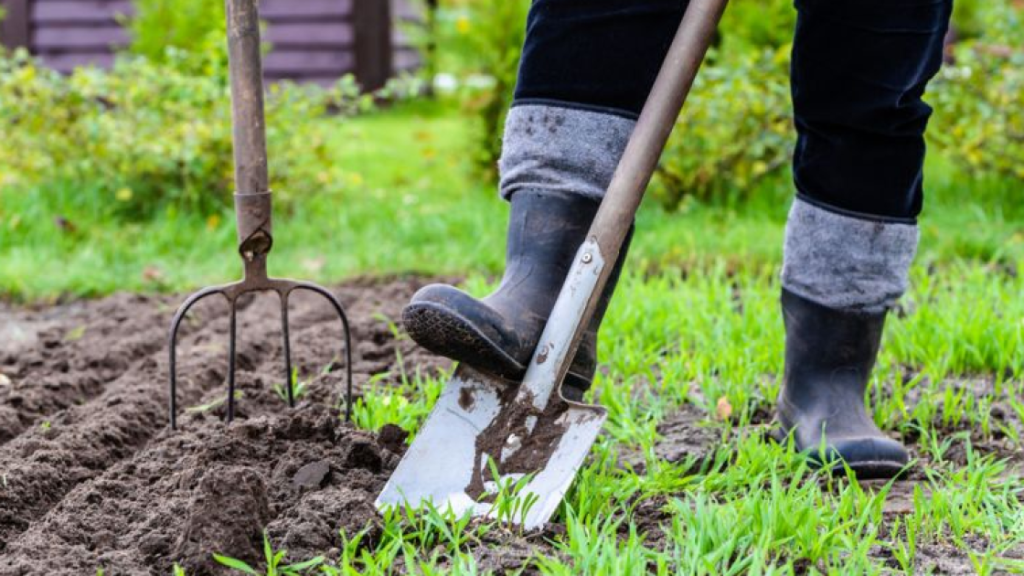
[2,99,1023,573]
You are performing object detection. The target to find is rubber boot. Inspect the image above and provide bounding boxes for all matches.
[403,190,628,400]
[776,288,909,479]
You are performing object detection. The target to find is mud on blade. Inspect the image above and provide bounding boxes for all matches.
[374,365,606,530]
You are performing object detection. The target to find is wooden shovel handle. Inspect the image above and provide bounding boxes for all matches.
[590,0,728,255]
[555,0,729,391]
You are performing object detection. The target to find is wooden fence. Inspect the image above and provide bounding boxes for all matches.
[0,0,419,90]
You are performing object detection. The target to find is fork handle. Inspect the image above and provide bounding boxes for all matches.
[226,0,272,253]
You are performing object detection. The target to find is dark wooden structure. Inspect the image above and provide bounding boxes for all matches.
[0,0,419,89]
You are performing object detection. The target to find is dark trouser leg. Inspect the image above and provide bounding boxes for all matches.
[405,1,683,397]
[779,0,953,477]
[501,0,688,202]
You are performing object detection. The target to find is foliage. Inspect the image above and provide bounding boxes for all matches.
[952,0,1022,42]
[442,0,530,179]
[397,0,440,96]
[272,367,309,405]
[126,0,227,75]
[652,0,1024,209]
[928,44,1024,181]
[0,48,371,220]
[214,531,323,575]
[651,47,794,208]
[718,0,796,52]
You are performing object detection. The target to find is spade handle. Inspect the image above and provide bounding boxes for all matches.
[519,0,729,408]
[592,0,727,261]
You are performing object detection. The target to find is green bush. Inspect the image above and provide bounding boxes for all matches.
[442,0,530,179]
[928,44,1024,181]
[127,0,228,75]
[0,49,370,219]
[652,1,1024,210]
[718,0,796,52]
[651,47,794,209]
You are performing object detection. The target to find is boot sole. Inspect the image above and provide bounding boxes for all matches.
[768,426,909,480]
[403,301,527,380]
[822,459,908,481]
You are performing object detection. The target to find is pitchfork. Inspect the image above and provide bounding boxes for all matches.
[168,0,353,429]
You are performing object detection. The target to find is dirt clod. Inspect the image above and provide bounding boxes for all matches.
[293,460,331,489]
[174,465,271,574]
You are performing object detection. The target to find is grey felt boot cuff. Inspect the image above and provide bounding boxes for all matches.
[782,197,919,314]
[498,104,636,201]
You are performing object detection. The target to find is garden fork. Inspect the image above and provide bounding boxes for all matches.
[168,0,353,429]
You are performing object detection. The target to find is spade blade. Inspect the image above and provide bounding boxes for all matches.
[374,365,606,530]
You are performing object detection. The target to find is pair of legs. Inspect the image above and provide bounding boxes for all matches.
[406,0,953,478]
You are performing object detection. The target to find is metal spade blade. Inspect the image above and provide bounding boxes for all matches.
[374,365,606,530]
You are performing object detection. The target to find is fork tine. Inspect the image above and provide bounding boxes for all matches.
[226,302,238,423]
[292,283,355,421]
[169,286,229,430]
[280,291,295,408]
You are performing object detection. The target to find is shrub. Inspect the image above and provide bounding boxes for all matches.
[0,49,370,219]
[652,0,1023,209]
[718,0,796,52]
[928,44,1024,181]
[127,0,228,75]
[443,0,530,179]
[651,47,794,209]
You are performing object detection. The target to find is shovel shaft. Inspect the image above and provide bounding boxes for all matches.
[591,0,727,253]
[519,0,728,408]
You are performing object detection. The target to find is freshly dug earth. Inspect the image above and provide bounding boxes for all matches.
[0,277,451,575]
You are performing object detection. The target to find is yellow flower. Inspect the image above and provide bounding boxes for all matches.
[206,214,221,230]
[115,188,133,202]
[455,15,471,34]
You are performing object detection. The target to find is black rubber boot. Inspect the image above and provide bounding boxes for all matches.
[403,190,628,400]
[776,289,909,479]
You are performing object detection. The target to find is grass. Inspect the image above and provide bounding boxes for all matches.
[2,98,1022,301]
[4,99,1023,573]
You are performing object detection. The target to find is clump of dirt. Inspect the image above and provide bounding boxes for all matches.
[0,277,450,575]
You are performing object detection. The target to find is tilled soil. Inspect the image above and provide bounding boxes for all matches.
[0,277,450,575]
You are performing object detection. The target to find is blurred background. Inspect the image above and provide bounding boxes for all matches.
[0,0,1020,301]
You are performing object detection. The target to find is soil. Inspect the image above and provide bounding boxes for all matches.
[0,277,451,575]
[1,280,1020,575]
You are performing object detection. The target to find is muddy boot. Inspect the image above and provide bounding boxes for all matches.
[403,190,627,400]
[776,288,909,478]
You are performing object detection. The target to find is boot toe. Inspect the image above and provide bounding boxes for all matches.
[806,435,910,480]
[403,284,526,378]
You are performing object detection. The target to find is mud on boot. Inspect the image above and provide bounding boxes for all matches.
[402,190,628,400]
[775,289,909,479]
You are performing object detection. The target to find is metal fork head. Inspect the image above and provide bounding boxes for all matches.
[168,246,354,430]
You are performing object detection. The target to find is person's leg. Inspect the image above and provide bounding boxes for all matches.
[404,0,687,399]
[778,0,953,477]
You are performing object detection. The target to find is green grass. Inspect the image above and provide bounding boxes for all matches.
[3,98,1021,301]
[4,100,1023,573]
